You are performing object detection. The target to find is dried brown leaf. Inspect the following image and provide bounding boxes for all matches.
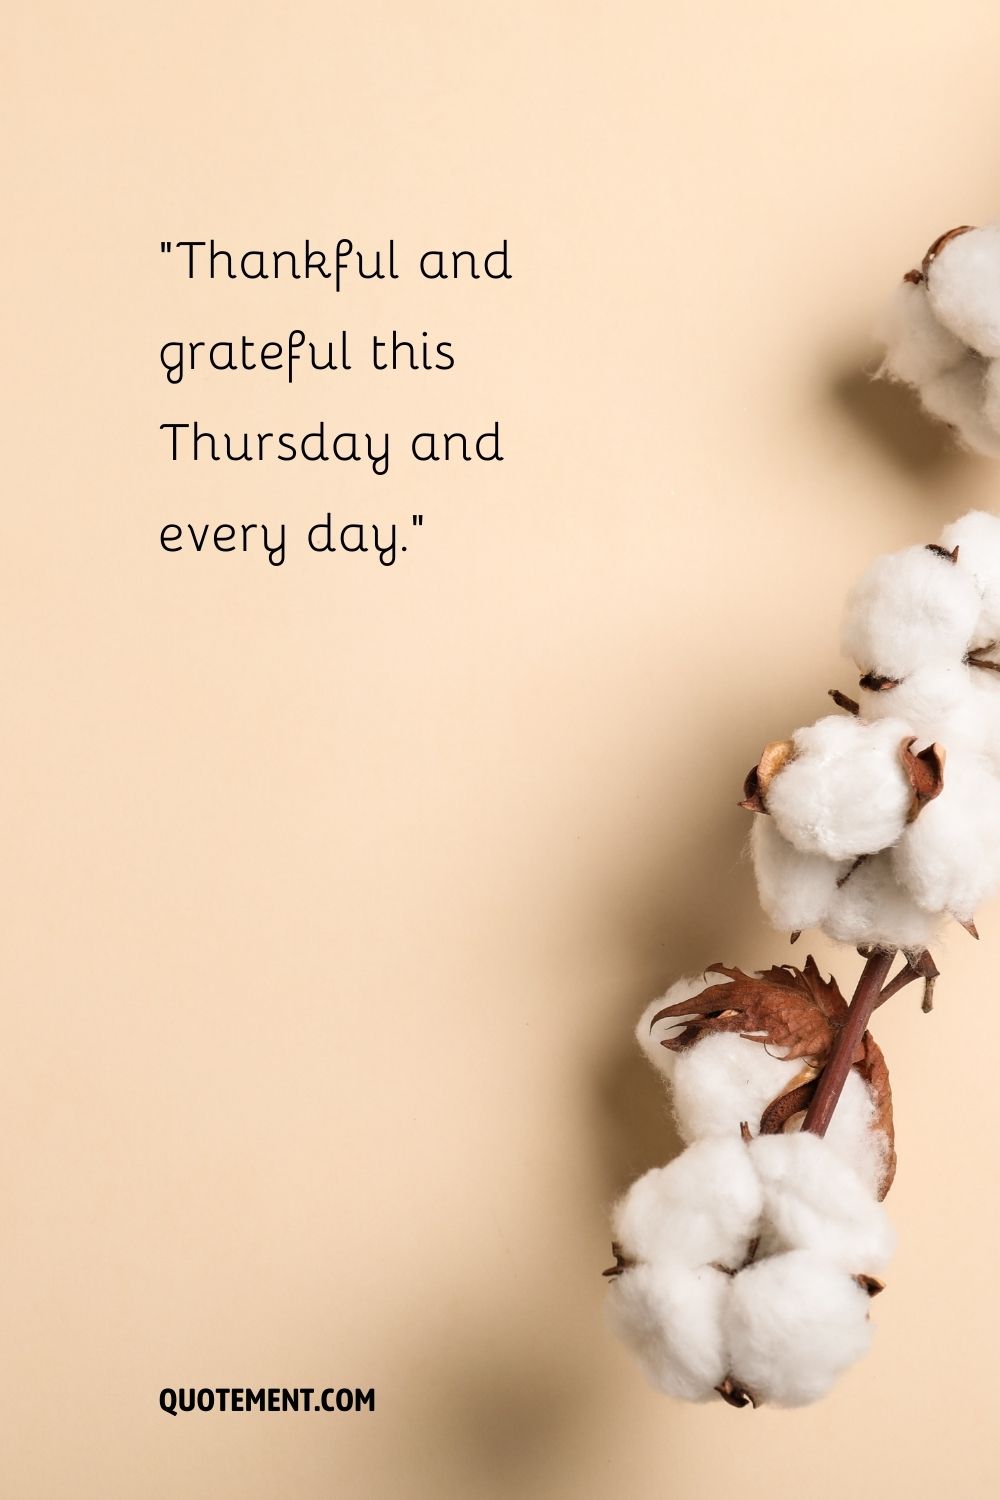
[857,1030,896,1198]
[650,957,896,1196]
[651,957,849,1063]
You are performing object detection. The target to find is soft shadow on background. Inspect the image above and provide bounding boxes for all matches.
[831,359,982,497]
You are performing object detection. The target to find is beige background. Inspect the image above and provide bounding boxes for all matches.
[5,2,1000,1496]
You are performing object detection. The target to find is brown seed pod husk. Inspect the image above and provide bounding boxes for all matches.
[921,224,975,277]
[900,737,946,823]
[739,739,795,813]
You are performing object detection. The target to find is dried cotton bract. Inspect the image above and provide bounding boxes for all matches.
[880,224,1000,455]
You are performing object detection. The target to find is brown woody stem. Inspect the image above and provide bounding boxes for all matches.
[828,688,860,716]
[874,949,938,1011]
[801,949,895,1137]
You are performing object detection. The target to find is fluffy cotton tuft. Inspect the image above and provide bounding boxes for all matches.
[749,816,852,934]
[857,659,988,752]
[878,277,966,385]
[878,227,1000,454]
[941,509,1000,645]
[608,1108,893,1405]
[605,1262,731,1401]
[822,1068,892,1199]
[764,715,914,860]
[926,224,1000,357]
[749,1133,896,1272]
[611,1137,763,1271]
[821,850,942,952]
[726,1251,874,1407]
[841,545,982,680]
[891,749,1000,921]
[919,356,1000,457]
[671,1031,801,1145]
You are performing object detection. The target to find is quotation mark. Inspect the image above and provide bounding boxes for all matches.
[161,241,172,253]
[401,515,423,552]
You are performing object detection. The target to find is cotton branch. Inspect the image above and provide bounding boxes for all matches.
[801,951,894,1137]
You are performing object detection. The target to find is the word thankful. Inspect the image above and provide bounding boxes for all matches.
[159,238,512,289]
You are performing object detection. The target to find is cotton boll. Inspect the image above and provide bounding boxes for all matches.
[606,1262,730,1401]
[612,1138,763,1271]
[822,1068,892,1200]
[926,224,1000,358]
[878,277,967,385]
[841,544,982,680]
[940,509,1000,644]
[671,1032,802,1144]
[822,850,942,953]
[635,975,723,1082]
[749,816,849,934]
[920,355,1000,458]
[749,1133,896,1273]
[857,659,987,753]
[892,749,1000,922]
[727,1251,873,1407]
[765,715,914,860]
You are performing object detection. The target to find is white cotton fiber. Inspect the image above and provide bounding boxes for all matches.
[979,691,1000,771]
[764,715,914,860]
[634,975,721,1082]
[926,224,1000,358]
[822,1068,892,1200]
[841,544,982,680]
[822,850,941,953]
[749,816,849,935]
[727,1251,873,1407]
[611,1137,763,1271]
[606,1262,730,1400]
[941,509,1000,644]
[892,748,1000,922]
[857,659,986,752]
[878,277,967,385]
[671,1032,802,1145]
[749,1133,896,1273]
[920,355,1000,458]
[607,1112,896,1405]
[877,230,1000,454]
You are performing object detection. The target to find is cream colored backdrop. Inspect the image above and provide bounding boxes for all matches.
[5,3,1000,1497]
